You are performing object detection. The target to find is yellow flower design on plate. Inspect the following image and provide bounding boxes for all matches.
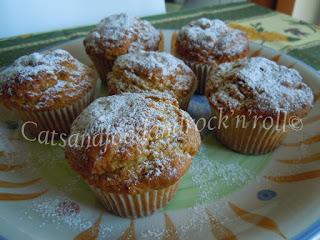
[229,22,288,42]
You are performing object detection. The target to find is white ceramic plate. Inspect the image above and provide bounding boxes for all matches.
[0,30,319,240]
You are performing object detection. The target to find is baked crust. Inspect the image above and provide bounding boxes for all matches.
[175,18,249,64]
[0,49,97,111]
[65,92,201,194]
[107,51,197,107]
[84,13,161,61]
[205,57,314,122]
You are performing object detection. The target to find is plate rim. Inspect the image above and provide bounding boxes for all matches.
[0,34,320,240]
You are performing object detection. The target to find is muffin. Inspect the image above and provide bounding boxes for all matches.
[172,18,249,94]
[206,57,314,154]
[65,92,201,218]
[84,13,163,85]
[0,49,96,136]
[107,51,197,110]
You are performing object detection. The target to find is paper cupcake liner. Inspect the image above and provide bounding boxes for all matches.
[171,32,249,95]
[179,96,192,111]
[17,87,95,136]
[89,181,180,218]
[171,32,212,95]
[179,77,198,111]
[88,55,114,85]
[183,53,249,94]
[212,109,287,154]
[184,60,212,95]
[159,31,165,52]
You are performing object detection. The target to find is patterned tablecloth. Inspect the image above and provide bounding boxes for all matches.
[0,2,320,71]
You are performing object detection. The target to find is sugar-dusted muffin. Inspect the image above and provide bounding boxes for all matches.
[206,57,314,154]
[107,51,197,110]
[0,49,96,135]
[172,18,249,94]
[65,92,201,218]
[84,13,163,85]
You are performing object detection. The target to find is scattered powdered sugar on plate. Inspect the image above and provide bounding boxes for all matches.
[178,205,212,233]
[190,143,252,203]
[30,197,89,230]
[25,195,112,236]
[139,207,209,240]
[140,138,255,239]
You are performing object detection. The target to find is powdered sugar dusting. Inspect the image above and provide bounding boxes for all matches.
[26,196,112,236]
[178,18,248,56]
[181,18,228,46]
[84,13,160,54]
[207,57,314,116]
[115,51,190,77]
[140,139,255,239]
[190,144,252,203]
[0,49,94,110]
[69,92,200,188]
[1,49,79,86]
[107,51,195,98]
[71,92,180,137]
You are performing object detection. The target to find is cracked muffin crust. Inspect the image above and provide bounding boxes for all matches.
[206,57,314,122]
[84,13,162,83]
[65,92,201,194]
[0,49,97,135]
[107,51,197,110]
[205,57,314,154]
[0,49,96,111]
[175,18,249,64]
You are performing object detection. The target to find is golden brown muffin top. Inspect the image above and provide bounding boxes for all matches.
[206,57,314,121]
[107,51,197,102]
[0,49,96,111]
[65,92,201,194]
[176,18,248,64]
[84,13,161,59]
